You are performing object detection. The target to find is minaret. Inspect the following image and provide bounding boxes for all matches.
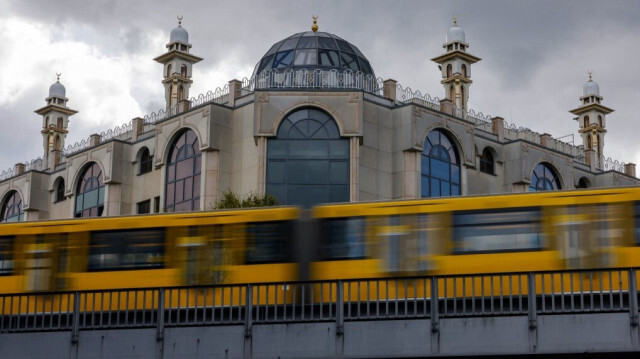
[153,16,203,109]
[431,17,481,111]
[569,72,613,170]
[35,74,77,168]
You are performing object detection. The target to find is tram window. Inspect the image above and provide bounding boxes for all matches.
[453,207,542,253]
[89,228,165,271]
[245,221,292,264]
[320,217,366,260]
[635,203,640,245]
[0,236,14,275]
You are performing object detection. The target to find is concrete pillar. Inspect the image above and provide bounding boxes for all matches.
[439,98,454,115]
[383,79,397,101]
[403,150,420,199]
[491,116,504,142]
[90,134,100,147]
[228,79,243,107]
[178,99,191,113]
[625,163,636,178]
[14,163,25,175]
[350,137,360,202]
[132,117,144,142]
[540,133,553,148]
[585,149,597,172]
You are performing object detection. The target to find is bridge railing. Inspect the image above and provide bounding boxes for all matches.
[0,267,638,333]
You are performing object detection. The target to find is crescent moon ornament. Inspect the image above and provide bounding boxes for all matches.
[177,15,183,26]
[56,73,61,81]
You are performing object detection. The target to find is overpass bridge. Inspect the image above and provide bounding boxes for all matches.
[1,268,639,358]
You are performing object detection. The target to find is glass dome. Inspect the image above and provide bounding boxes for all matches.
[252,31,375,78]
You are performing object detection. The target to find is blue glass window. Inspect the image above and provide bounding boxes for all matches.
[75,163,104,218]
[529,163,561,191]
[266,108,349,206]
[166,129,201,212]
[421,130,461,198]
[1,191,23,222]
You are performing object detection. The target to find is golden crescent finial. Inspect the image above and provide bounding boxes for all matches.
[177,15,183,26]
[453,16,458,26]
[56,73,61,81]
[312,15,318,32]
[587,70,593,81]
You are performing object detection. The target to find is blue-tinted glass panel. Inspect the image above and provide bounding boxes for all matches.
[329,185,349,203]
[421,176,429,197]
[340,52,359,71]
[452,184,460,195]
[329,140,349,159]
[257,54,274,74]
[336,39,354,53]
[297,36,317,49]
[451,165,460,184]
[266,184,286,204]
[330,161,349,184]
[308,161,329,184]
[274,50,294,68]
[431,178,440,197]
[289,140,328,159]
[319,49,340,66]
[267,161,286,184]
[265,41,283,56]
[288,161,308,184]
[268,140,288,159]
[431,159,450,181]
[279,38,299,51]
[318,37,338,49]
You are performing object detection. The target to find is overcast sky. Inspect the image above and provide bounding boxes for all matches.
[1,0,639,173]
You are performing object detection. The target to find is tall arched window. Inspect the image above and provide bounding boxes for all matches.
[461,64,467,78]
[529,163,561,192]
[75,163,105,218]
[165,129,201,212]
[180,64,187,77]
[449,85,455,102]
[446,64,452,78]
[178,85,184,102]
[166,64,172,78]
[57,117,63,129]
[266,108,349,206]
[479,148,495,174]
[460,86,465,108]
[1,191,23,222]
[587,134,593,149]
[598,115,603,127]
[139,148,153,174]
[421,129,461,198]
[584,115,590,128]
[55,178,65,203]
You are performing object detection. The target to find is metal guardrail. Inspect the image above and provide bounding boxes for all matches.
[0,268,637,334]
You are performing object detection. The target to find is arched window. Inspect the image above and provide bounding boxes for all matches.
[165,129,201,212]
[45,116,49,127]
[139,148,153,174]
[480,148,495,174]
[587,134,593,149]
[180,64,187,77]
[529,163,561,192]
[446,64,452,78]
[1,191,23,222]
[166,64,172,78]
[449,85,455,101]
[598,115,603,127]
[55,178,65,202]
[584,115,589,128]
[577,177,590,189]
[57,117,63,129]
[266,108,349,206]
[75,163,105,217]
[421,129,461,198]
[460,86,465,108]
[461,64,467,78]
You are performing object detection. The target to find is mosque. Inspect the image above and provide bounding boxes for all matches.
[0,17,637,222]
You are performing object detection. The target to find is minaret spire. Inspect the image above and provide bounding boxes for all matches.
[35,74,77,168]
[153,16,203,109]
[570,71,614,170]
[431,18,481,111]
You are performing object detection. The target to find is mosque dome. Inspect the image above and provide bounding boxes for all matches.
[446,25,465,43]
[252,31,375,78]
[583,78,600,97]
[170,24,189,44]
[49,80,66,98]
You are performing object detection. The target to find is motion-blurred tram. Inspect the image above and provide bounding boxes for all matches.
[0,186,639,293]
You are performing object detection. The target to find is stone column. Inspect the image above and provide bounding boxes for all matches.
[201,150,220,210]
[178,99,191,113]
[14,163,25,175]
[625,163,636,178]
[350,137,360,202]
[540,133,553,148]
[105,183,121,216]
[585,148,597,172]
[491,116,504,142]
[439,98,454,115]
[228,79,243,107]
[131,117,144,141]
[403,150,420,199]
[90,134,101,147]
[383,79,397,101]
[256,137,267,196]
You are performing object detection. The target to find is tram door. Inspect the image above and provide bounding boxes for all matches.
[24,234,69,291]
[176,225,234,285]
[376,214,443,274]
[553,205,618,269]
